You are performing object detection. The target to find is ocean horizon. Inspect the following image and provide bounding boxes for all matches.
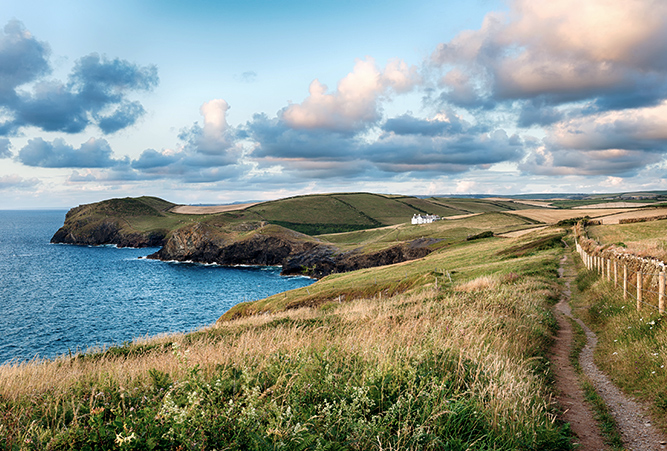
[0,210,314,365]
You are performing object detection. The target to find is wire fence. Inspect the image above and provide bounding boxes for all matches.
[574,223,667,313]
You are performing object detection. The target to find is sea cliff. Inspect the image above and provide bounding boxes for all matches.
[51,196,434,278]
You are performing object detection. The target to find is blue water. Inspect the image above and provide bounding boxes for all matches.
[0,210,314,364]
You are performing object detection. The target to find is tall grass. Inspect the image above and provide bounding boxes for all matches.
[0,236,572,450]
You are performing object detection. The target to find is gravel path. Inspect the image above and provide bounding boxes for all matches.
[557,254,667,450]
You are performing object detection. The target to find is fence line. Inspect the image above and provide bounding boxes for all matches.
[574,222,667,313]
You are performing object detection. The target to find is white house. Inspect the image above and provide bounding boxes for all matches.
[411,214,441,225]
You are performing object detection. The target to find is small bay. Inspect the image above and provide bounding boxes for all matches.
[0,210,314,364]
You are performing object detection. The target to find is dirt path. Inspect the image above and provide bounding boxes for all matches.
[555,254,667,450]
[554,255,608,450]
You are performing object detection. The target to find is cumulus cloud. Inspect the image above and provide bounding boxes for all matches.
[247,107,524,178]
[281,57,420,132]
[0,20,158,136]
[382,111,469,136]
[520,100,667,176]
[0,20,50,101]
[17,137,126,168]
[126,99,243,182]
[247,113,360,162]
[68,170,98,182]
[520,146,664,177]
[367,126,524,174]
[548,101,667,152]
[178,99,237,157]
[432,0,667,111]
[131,148,181,170]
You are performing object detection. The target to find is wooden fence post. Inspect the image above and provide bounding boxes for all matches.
[623,264,628,300]
[660,271,665,315]
[614,260,618,286]
[606,258,611,281]
[637,270,643,310]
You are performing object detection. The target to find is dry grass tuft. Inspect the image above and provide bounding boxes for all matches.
[455,275,499,292]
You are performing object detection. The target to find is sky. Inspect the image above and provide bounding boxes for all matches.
[1,0,667,208]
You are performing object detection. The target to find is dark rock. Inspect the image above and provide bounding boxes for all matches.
[149,223,433,279]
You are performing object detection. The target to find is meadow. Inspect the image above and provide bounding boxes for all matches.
[0,223,572,450]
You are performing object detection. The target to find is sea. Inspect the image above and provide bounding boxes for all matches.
[0,210,315,365]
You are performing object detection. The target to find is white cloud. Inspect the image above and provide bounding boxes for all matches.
[455,180,477,193]
[432,0,667,104]
[282,57,419,132]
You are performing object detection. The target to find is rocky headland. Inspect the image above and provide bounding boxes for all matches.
[51,196,434,278]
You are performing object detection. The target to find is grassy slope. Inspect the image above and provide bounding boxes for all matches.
[319,212,538,250]
[0,226,572,450]
[221,226,565,319]
[208,193,547,235]
[430,197,539,213]
[586,219,667,261]
[62,196,206,236]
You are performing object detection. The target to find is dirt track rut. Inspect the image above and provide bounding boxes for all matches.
[555,254,667,450]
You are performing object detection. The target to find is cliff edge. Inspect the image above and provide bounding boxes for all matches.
[51,196,435,278]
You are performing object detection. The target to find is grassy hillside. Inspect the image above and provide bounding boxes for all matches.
[60,196,204,235]
[57,193,550,242]
[220,193,547,235]
[314,212,538,253]
[221,226,565,319]
[586,218,667,261]
[430,197,538,213]
[1,225,573,449]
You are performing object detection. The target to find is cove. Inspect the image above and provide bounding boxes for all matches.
[0,210,314,364]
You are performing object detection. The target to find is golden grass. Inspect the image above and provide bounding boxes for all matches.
[170,203,259,214]
[597,207,667,225]
[454,275,499,292]
[0,276,558,435]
